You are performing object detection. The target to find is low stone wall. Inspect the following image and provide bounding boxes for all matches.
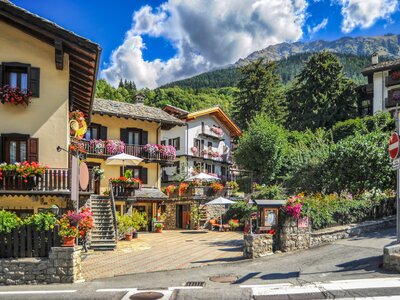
[0,247,83,285]
[243,234,273,258]
[311,216,396,247]
[383,243,400,272]
[280,218,311,252]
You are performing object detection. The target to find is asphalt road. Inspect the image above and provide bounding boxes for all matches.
[0,227,399,299]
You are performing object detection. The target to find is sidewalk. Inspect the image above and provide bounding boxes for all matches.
[82,230,244,280]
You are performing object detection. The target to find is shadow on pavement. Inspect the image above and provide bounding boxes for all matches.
[191,256,246,264]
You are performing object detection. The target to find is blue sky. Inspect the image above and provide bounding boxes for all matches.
[11,0,400,88]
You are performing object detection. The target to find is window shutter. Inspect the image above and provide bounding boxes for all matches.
[27,138,39,162]
[141,130,148,145]
[0,135,3,163]
[0,65,3,86]
[100,126,108,140]
[141,167,148,184]
[176,138,180,150]
[120,128,128,143]
[168,139,172,146]
[29,67,40,97]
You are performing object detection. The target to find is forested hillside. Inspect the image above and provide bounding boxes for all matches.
[162,53,373,89]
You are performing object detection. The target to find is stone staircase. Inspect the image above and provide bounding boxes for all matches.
[89,195,117,251]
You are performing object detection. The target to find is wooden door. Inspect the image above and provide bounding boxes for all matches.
[182,205,191,229]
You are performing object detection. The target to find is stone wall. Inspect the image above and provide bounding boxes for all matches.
[279,218,311,252]
[383,243,400,272]
[311,216,396,247]
[164,199,197,230]
[0,247,83,285]
[243,234,273,258]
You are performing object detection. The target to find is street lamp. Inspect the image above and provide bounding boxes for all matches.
[247,199,254,235]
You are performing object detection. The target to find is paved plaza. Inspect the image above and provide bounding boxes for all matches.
[82,230,244,280]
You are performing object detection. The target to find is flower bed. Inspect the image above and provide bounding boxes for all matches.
[0,85,32,106]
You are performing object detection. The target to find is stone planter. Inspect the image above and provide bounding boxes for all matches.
[192,186,205,196]
[63,236,75,247]
[125,233,133,241]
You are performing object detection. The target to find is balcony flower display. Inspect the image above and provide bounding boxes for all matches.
[0,85,32,106]
[144,144,160,155]
[160,145,176,159]
[211,182,224,192]
[212,152,221,158]
[165,184,177,196]
[178,182,189,196]
[105,140,125,154]
[201,148,208,155]
[110,176,142,188]
[210,127,224,137]
[191,147,198,155]
[391,71,400,80]
[393,91,400,103]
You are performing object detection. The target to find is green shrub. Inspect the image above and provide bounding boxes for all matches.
[224,201,255,225]
[23,212,57,231]
[0,210,21,233]
[331,118,367,142]
[252,184,286,200]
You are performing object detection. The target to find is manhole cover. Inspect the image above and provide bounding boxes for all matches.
[209,275,238,283]
[185,281,205,287]
[130,292,164,300]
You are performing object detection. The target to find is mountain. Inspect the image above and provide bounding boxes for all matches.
[162,34,400,89]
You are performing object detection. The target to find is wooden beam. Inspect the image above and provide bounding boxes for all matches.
[72,87,91,98]
[70,69,94,81]
[69,52,96,68]
[70,73,92,88]
[70,79,92,93]
[69,60,94,76]
[54,39,64,70]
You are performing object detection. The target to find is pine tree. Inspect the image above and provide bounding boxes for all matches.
[287,51,358,131]
[232,59,287,130]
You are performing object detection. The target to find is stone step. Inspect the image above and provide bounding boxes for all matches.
[92,236,115,240]
[91,239,116,244]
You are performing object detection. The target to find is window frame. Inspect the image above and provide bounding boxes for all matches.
[1,134,30,164]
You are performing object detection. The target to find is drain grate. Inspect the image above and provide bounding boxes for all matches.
[185,281,205,287]
[130,292,164,300]
[209,275,238,283]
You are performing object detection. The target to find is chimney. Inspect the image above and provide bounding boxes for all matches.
[372,52,379,65]
[134,93,145,104]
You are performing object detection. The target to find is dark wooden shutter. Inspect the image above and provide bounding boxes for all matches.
[176,138,180,150]
[29,67,40,97]
[0,135,3,163]
[0,65,3,86]
[120,128,128,143]
[27,138,39,162]
[141,167,148,184]
[100,126,108,140]
[141,131,148,145]
[168,139,172,146]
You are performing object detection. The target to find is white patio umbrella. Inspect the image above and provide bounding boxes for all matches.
[106,153,143,174]
[205,197,235,230]
[185,172,220,182]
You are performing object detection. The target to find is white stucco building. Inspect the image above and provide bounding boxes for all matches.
[160,105,242,183]
[359,54,400,116]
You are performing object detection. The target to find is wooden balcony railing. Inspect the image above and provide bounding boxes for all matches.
[386,76,400,87]
[80,140,176,162]
[0,168,94,194]
[111,182,140,198]
[169,186,231,198]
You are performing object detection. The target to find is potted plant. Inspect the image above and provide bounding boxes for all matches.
[154,223,163,233]
[225,181,239,196]
[131,209,147,238]
[117,213,134,241]
[228,219,239,231]
[178,182,189,196]
[190,205,201,230]
[58,212,79,247]
[0,85,32,106]
[210,182,224,195]
[165,184,178,197]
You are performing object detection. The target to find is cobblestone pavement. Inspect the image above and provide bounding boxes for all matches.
[82,230,244,280]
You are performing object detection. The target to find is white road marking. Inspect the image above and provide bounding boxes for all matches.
[0,290,76,295]
[168,286,204,290]
[96,288,138,292]
[242,277,400,296]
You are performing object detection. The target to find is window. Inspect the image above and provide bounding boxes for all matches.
[169,138,180,150]
[122,166,148,184]
[161,140,166,146]
[4,66,28,90]
[85,124,101,140]
[206,164,212,173]
[2,135,28,164]
[207,141,212,148]
[128,129,141,145]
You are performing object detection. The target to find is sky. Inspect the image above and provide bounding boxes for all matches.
[11,0,400,89]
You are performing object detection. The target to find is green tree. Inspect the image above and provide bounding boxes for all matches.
[287,51,358,131]
[233,59,287,129]
[95,79,134,103]
[234,114,287,183]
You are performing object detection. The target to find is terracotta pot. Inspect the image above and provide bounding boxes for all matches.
[125,233,133,241]
[63,236,75,247]
[156,228,162,233]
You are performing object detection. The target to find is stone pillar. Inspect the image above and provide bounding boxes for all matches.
[243,234,273,259]
[48,247,83,283]
[383,243,400,272]
[279,218,311,252]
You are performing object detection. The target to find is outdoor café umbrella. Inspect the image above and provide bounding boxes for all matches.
[106,153,143,174]
[185,172,220,182]
[205,197,235,230]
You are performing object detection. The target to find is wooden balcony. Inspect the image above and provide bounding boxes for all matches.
[110,181,140,199]
[80,140,176,162]
[386,76,400,88]
[193,152,231,164]
[169,186,232,199]
[0,168,94,196]
[385,89,400,108]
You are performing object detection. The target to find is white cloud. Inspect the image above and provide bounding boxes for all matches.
[339,0,398,33]
[101,0,308,89]
[307,18,328,36]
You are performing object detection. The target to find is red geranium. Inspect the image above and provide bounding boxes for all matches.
[0,85,32,106]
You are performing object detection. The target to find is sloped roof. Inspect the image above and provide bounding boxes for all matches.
[186,107,242,137]
[93,98,185,126]
[362,58,400,75]
[0,0,101,118]
[135,188,168,201]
